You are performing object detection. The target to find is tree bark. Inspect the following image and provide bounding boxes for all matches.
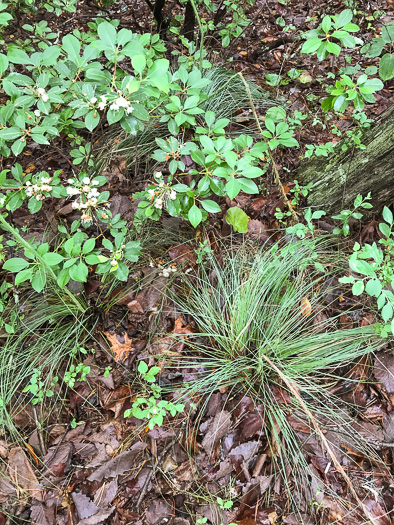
[298,104,394,215]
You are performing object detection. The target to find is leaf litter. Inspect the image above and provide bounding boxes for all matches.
[1,0,394,524]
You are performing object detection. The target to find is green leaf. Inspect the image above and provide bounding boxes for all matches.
[265,106,286,122]
[351,280,364,295]
[69,261,89,282]
[188,205,202,228]
[335,9,353,28]
[201,200,221,213]
[0,53,8,75]
[42,252,64,266]
[321,15,332,34]
[383,206,393,225]
[14,268,33,285]
[226,207,249,233]
[85,254,101,265]
[326,42,341,55]
[56,268,71,288]
[97,21,117,50]
[82,238,95,254]
[301,37,323,54]
[349,258,376,278]
[85,111,100,131]
[382,23,394,44]
[365,279,382,298]
[382,302,393,322]
[132,54,146,75]
[379,53,394,81]
[226,178,241,200]
[0,128,22,141]
[3,257,29,272]
[62,34,81,63]
[31,269,46,293]
[138,361,148,374]
[115,261,129,281]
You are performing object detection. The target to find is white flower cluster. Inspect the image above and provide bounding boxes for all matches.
[37,87,49,103]
[109,96,134,114]
[147,172,177,210]
[25,176,53,201]
[66,176,104,223]
[0,194,5,207]
[90,93,133,114]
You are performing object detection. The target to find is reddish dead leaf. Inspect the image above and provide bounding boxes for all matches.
[300,297,311,317]
[168,244,197,265]
[104,332,132,362]
[246,220,270,241]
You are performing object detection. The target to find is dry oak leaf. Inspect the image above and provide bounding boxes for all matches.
[104,332,132,362]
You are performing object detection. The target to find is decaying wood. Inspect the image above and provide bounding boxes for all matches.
[298,104,394,214]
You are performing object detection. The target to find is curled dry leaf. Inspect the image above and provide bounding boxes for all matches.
[104,332,132,362]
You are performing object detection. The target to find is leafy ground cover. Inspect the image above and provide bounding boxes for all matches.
[0,0,394,524]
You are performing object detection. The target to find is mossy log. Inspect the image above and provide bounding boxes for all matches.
[298,105,394,214]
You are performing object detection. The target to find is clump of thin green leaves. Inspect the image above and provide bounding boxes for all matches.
[171,237,388,516]
[94,66,276,175]
[0,288,92,441]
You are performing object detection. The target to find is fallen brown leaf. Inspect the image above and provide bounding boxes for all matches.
[104,332,132,362]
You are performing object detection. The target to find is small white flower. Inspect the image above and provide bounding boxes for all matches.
[110,259,118,267]
[100,212,109,219]
[82,185,90,193]
[154,171,162,179]
[67,187,80,196]
[154,198,163,209]
[162,269,170,277]
[36,194,45,201]
[149,261,155,268]
[37,87,46,96]
[26,181,31,186]
[159,181,165,188]
[115,97,130,108]
[92,180,100,186]
[42,93,49,102]
[71,201,80,209]
[100,95,107,103]
[0,198,5,207]
[126,106,134,114]
[34,110,40,117]
[67,178,74,184]
[109,103,119,111]
[82,176,90,185]
[81,213,92,222]
[87,188,99,198]
[90,97,97,104]
[98,101,106,111]
[148,188,156,196]
[185,268,193,274]
[169,190,177,200]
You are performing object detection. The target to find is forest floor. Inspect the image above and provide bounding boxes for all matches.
[1,0,394,524]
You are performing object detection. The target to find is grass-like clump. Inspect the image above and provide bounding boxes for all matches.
[172,237,387,516]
